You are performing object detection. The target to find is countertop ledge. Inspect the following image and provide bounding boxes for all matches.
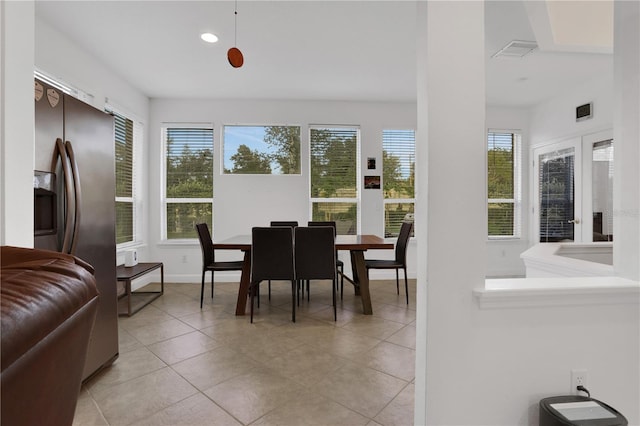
[474,276,640,309]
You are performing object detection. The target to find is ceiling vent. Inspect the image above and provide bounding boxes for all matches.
[492,40,538,58]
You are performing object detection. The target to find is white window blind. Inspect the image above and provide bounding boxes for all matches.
[309,126,359,235]
[487,131,521,238]
[107,105,143,246]
[383,129,415,237]
[163,126,214,239]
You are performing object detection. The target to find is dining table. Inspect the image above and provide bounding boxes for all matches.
[212,234,393,316]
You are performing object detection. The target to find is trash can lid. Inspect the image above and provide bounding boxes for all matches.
[540,395,628,426]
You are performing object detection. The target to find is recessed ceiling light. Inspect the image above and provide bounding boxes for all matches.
[200,33,219,43]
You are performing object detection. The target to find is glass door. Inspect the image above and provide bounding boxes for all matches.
[533,138,582,243]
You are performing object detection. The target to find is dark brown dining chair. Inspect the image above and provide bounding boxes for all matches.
[364,220,413,304]
[250,226,296,323]
[308,221,345,296]
[268,221,298,300]
[195,223,244,309]
[295,226,337,321]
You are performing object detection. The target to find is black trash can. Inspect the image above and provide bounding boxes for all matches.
[540,395,627,426]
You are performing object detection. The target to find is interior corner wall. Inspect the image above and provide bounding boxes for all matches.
[419,3,639,425]
[422,2,487,424]
[613,1,640,281]
[1,0,35,248]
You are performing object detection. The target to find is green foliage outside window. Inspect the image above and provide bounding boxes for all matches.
[310,128,357,198]
[165,128,213,239]
[487,132,516,237]
[224,125,300,174]
[114,113,134,244]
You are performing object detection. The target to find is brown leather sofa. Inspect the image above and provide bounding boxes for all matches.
[1,246,99,426]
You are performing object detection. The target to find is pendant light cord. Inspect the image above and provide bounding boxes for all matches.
[234,0,238,46]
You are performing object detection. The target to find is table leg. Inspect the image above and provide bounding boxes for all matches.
[235,250,251,316]
[351,250,372,315]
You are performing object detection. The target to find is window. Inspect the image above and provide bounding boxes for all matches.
[223,125,300,174]
[487,131,521,238]
[162,125,213,239]
[310,126,359,235]
[383,129,415,237]
[113,112,135,244]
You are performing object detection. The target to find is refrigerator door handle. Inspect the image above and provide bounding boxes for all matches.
[55,138,74,254]
[65,141,82,256]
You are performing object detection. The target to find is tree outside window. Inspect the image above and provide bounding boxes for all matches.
[164,127,213,239]
[223,125,300,174]
[383,129,415,237]
[310,126,359,235]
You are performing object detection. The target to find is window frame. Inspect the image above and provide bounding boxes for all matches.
[308,125,361,235]
[487,129,522,240]
[382,129,416,238]
[161,123,214,242]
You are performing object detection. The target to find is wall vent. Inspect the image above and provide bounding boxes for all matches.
[492,40,538,58]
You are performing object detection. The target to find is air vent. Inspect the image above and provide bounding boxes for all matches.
[492,40,538,58]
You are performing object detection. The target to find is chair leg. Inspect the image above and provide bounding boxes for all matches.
[395,269,400,294]
[404,267,409,305]
[332,279,337,321]
[268,280,271,300]
[291,280,296,323]
[250,281,255,323]
[200,270,206,309]
[307,280,310,302]
[211,270,215,299]
[257,282,260,308]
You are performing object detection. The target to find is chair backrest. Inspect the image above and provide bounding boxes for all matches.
[307,221,337,236]
[195,223,214,266]
[251,227,295,282]
[270,221,298,228]
[294,226,336,281]
[395,221,413,265]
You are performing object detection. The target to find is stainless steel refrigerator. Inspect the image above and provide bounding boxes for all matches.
[34,78,119,381]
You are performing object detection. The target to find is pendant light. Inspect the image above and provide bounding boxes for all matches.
[227,0,244,68]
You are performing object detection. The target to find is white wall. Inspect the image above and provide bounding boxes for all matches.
[417,3,639,425]
[613,1,640,281]
[486,106,530,277]
[1,1,35,247]
[149,98,417,282]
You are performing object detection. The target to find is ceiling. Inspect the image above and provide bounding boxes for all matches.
[34,1,614,107]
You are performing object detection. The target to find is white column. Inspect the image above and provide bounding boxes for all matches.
[415,1,486,424]
[613,0,640,280]
[1,1,35,247]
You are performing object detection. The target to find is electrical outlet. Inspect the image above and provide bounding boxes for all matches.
[571,369,588,394]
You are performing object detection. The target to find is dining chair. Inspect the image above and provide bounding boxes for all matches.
[268,221,298,300]
[295,226,337,321]
[195,223,244,309]
[307,221,344,298]
[364,220,413,304]
[250,226,296,323]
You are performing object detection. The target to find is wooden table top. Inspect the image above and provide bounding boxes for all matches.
[213,234,393,251]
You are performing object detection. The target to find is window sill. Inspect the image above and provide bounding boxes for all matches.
[157,239,199,247]
[474,277,640,309]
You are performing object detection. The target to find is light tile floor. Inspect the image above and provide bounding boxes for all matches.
[74,279,416,426]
